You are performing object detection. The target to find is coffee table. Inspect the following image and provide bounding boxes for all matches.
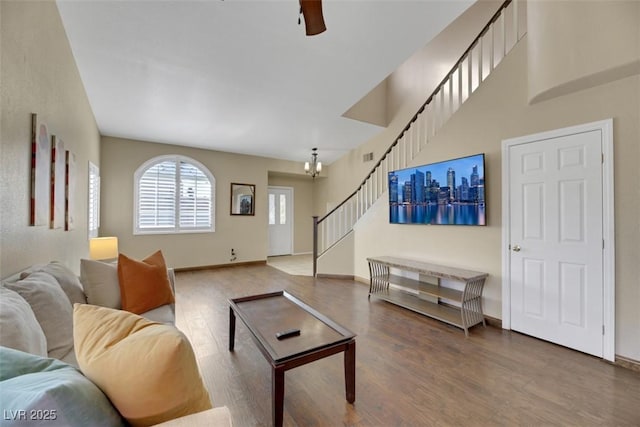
[229,290,356,427]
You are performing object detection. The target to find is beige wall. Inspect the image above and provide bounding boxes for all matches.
[0,0,100,277]
[352,38,640,360]
[100,136,307,268]
[315,0,504,214]
[267,174,315,254]
[317,231,354,277]
[527,0,640,103]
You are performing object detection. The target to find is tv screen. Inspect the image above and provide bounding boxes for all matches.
[388,153,486,225]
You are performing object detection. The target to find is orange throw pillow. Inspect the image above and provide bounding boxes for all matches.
[117,250,175,314]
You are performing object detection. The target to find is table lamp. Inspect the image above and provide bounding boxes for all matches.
[89,236,119,261]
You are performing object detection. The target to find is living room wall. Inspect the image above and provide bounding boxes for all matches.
[320,1,639,362]
[99,136,308,269]
[352,40,640,361]
[314,0,504,213]
[0,0,100,277]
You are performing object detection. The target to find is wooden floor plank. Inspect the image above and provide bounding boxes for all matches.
[175,265,640,426]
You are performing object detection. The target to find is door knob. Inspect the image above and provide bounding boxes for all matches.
[512,245,521,252]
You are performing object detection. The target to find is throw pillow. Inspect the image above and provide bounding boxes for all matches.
[117,250,175,314]
[4,272,73,360]
[32,262,87,305]
[80,258,121,309]
[73,304,212,427]
[0,287,48,357]
[0,346,125,427]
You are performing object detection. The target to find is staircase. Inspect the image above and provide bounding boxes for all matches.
[313,0,527,276]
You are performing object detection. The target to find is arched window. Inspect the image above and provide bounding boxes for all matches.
[134,155,215,234]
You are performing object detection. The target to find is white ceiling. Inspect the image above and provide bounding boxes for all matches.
[56,0,473,164]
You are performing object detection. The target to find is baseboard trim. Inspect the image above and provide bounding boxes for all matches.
[316,273,354,280]
[483,314,502,328]
[354,275,369,285]
[615,355,640,372]
[174,260,267,273]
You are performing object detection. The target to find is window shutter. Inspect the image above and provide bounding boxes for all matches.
[179,161,212,229]
[138,161,177,229]
[135,156,214,234]
[88,162,100,238]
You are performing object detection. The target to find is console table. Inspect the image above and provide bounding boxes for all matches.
[367,256,488,336]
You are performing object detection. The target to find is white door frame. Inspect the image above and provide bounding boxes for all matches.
[501,119,615,361]
[268,186,294,256]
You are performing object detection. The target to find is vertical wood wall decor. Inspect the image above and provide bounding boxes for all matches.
[50,135,66,229]
[65,150,76,231]
[30,113,51,226]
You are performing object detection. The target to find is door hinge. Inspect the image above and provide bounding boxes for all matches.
[602,325,605,335]
[602,153,604,164]
[603,239,605,249]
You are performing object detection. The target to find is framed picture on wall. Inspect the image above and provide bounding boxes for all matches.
[230,183,255,216]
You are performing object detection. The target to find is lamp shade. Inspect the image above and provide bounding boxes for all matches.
[89,237,119,260]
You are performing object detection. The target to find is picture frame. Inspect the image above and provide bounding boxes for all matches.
[230,183,255,216]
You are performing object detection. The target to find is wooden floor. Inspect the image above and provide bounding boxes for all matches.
[175,265,640,426]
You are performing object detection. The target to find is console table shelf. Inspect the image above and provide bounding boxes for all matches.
[367,256,488,336]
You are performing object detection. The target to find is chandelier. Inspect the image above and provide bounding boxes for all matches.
[304,148,322,178]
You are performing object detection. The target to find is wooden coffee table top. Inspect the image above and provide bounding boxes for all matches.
[229,291,355,364]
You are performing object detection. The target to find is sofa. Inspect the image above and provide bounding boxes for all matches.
[0,256,232,427]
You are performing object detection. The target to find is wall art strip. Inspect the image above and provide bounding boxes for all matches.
[30,113,51,226]
[50,135,65,229]
[65,150,76,231]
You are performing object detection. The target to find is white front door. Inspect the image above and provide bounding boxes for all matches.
[507,128,605,357]
[268,186,293,256]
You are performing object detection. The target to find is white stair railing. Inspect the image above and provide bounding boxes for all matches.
[313,0,527,276]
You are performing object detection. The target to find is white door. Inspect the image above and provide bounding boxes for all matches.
[268,187,293,256]
[508,129,605,357]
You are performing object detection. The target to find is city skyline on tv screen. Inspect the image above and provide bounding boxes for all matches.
[388,153,486,225]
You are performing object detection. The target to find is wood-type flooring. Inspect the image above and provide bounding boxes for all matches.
[174,264,640,426]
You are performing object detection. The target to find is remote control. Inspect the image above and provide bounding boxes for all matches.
[276,328,300,340]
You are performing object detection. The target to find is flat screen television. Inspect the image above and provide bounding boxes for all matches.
[388,153,486,225]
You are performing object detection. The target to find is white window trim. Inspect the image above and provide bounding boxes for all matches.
[133,154,215,235]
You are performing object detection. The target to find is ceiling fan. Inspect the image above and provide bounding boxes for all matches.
[299,0,326,36]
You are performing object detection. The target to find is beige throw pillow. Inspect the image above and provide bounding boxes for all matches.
[73,304,212,427]
[4,272,73,359]
[80,259,121,309]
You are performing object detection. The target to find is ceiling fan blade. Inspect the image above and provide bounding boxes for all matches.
[300,0,326,36]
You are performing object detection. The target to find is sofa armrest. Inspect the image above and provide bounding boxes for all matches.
[152,407,232,427]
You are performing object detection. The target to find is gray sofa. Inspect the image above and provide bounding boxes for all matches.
[0,260,231,426]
